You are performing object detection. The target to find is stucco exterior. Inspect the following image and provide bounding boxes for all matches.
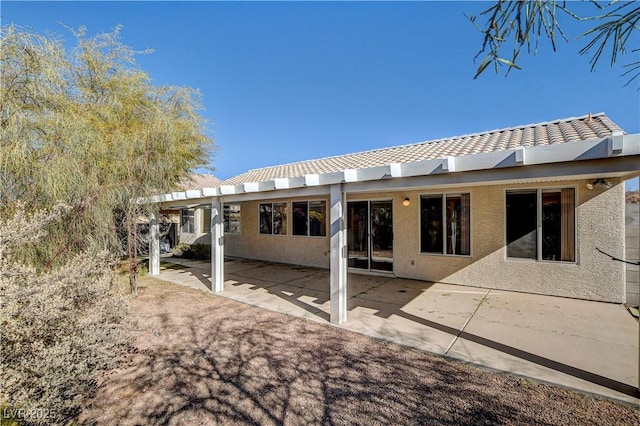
[151,117,638,327]
[174,207,212,245]
[388,179,625,303]
[626,199,640,305]
[219,179,625,303]
[225,197,331,268]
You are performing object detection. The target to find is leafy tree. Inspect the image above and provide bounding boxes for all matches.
[0,25,214,293]
[468,1,640,84]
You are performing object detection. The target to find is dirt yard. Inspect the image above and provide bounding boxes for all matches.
[79,277,640,425]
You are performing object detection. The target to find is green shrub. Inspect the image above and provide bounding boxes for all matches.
[188,243,211,260]
[171,243,210,260]
[0,206,131,425]
[170,243,191,257]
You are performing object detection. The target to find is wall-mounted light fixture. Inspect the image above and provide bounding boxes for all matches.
[403,197,411,207]
[586,178,612,190]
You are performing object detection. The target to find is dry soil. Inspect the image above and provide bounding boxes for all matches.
[79,277,640,425]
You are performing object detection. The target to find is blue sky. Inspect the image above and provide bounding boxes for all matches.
[3,1,639,187]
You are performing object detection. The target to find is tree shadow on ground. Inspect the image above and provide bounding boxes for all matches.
[160,259,639,400]
[79,284,640,425]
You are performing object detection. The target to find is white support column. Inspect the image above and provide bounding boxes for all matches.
[149,210,160,276]
[211,197,225,292]
[330,183,347,324]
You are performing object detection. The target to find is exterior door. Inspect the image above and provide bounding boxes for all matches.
[347,200,393,272]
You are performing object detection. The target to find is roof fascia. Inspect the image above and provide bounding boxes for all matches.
[160,197,215,209]
[305,171,345,186]
[221,185,330,203]
[344,155,640,193]
[390,158,442,178]
[202,187,219,196]
[152,133,638,205]
[244,181,276,193]
[344,165,390,182]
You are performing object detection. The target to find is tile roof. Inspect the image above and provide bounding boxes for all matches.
[178,174,223,190]
[224,113,623,185]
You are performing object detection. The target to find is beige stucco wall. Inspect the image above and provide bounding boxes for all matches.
[385,179,625,303]
[225,197,331,268]
[167,178,625,302]
[174,207,212,245]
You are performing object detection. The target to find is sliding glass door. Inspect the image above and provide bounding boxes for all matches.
[347,200,393,272]
[347,201,369,269]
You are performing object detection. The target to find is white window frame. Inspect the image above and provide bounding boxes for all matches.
[292,200,327,237]
[181,208,195,234]
[259,201,288,236]
[419,192,472,257]
[504,187,577,263]
[223,204,241,234]
[203,207,212,234]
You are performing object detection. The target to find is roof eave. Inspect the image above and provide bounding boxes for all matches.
[150,133,638,204]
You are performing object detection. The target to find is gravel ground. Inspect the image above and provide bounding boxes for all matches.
[79,277,640,425]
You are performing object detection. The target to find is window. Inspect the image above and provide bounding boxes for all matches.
[506,188,575,262]
[292,202,307,235]
[224,204,241,233]
[202,205,241,234]
[181,208,195,234]
[203,208,212,233]
[309,201,327,237]
[506,191,537,259]
[259,202,287,235]
[421,196,443,253]
[420,194,471,255]
[292,201,327,237]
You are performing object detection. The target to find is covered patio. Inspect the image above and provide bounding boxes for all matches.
[147,115,640,326]
[144,113,640,405]
[156,256,639,405]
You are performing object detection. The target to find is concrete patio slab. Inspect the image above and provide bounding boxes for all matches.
[328,283,489,356]
[353,277,428,305]
[399,284,489,331]
[484,291,635,377]
[281,270,331,293]
[447,336,637,404]
[155,257,640,405]
[231,262,320,284]
[339,298,461,354]
[263,283,330,320]
[223,258,269,274]
[446,290,639,402]
[222,274,282,294]
[348,274,395,297]
[158,262,211,293]
[221,278,327,321]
